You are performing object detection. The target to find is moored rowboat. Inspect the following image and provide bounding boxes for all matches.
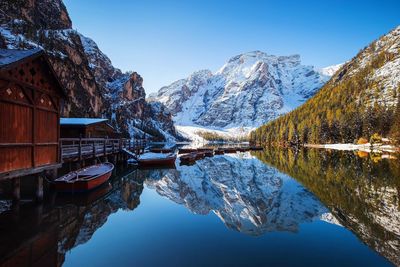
[179,152,197,165]
[138,152,176,167]
[150,148,174,153]
[224,148,237,154]
[250,146,264,151]
[203,149,214,157]
[178,148,198,154]
[214,149,224,155]
[195,151,206,160]
[54,163,114,193]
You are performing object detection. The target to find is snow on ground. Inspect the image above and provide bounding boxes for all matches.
[176,125,253,146]
[317,63,344,76]
[139,152,173,159]
[305,143,399,153]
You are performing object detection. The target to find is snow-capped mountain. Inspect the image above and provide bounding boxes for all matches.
[144,153,338,235]
[151,51,341,138]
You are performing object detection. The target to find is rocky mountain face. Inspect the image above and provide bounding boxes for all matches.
[144,153,338,235]
[151,51,339,132]
[79,34,180,141]
[0,0,179,141]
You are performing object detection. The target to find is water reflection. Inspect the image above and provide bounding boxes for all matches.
[252,148,400,266]
[0,149,397,266]
[143,153,339,235]
[0,167,144,267]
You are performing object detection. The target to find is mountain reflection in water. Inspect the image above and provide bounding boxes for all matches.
[143,153,339,235]
[0,149,398,267]
[253,148,400,266]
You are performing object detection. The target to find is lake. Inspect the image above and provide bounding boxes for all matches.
[0,148,398,267]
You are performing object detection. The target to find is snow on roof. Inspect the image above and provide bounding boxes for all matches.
[0,48,43,68]
[60,118,108,126]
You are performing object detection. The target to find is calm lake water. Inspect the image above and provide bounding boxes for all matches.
[0,148,399,267]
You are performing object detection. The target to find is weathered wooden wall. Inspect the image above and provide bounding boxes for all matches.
[0,56,62,179]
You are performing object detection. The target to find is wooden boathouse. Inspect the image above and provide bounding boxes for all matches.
[0,48,67,201]
[0,48,146,204]
[60,118,120,138]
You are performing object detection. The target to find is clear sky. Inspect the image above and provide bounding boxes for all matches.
[64,0,399,94]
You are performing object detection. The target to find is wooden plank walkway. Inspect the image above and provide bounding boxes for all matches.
[60,138,145,162]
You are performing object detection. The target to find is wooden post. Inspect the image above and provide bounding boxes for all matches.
[45,168,58,181]
[35,175,43,202]
[12,178,20,203]
[60,140,63,163]
[92,141,96,159]
[103,139,106,156]
[78,137,82,161]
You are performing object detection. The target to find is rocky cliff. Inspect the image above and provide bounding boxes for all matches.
[0,0,179,141]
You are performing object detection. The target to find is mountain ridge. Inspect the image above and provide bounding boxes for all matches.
[151,50,342,140]
[251,25,400,146]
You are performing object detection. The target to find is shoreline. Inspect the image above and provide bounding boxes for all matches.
[304,143,400,153]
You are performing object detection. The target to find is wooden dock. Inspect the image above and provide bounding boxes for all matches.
[60,138,145,162]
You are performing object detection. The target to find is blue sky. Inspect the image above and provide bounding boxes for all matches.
[64,0,399,93]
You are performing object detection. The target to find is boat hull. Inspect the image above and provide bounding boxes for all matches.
[215,150,225,155]
[150,148,174,153]
[178,148,197,154]
[138,156,176,167]
[54,163,114,193]
[54,171,112,193]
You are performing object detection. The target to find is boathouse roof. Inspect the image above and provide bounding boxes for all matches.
[0,48,43,68]
[60,118,109,126]
[0,48,68,97]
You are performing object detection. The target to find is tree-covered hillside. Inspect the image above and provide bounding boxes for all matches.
[250,26,400,146]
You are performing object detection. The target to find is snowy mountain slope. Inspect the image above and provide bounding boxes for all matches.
[144,153,338,235]
[252,25,400,146]
[318,63,344,76]
[151,51,342,140]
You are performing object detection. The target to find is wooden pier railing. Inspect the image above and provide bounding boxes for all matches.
[60,138,146,162]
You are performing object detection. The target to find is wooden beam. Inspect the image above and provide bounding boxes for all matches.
[32,88,36,168]
[0,163,62,180]
[12,178,20,202]
[35,175,43,202]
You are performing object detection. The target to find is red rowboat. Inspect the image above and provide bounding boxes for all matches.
[179,152,197,165]
[54,163,114,193]
[224,148,237,154]
[150,148,174,153]
[178,148,198,154]
[195,151,206,160]
[138,152,176,167]
[203,149,214,157]
[250,146,264,151]
[215,149,225,155]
